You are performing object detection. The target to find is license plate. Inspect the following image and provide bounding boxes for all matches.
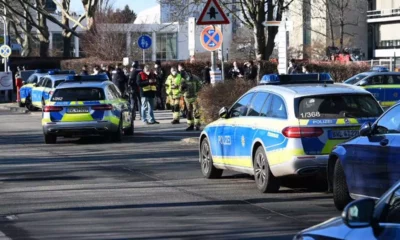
[330,130,359,139]
[67,107,89,113]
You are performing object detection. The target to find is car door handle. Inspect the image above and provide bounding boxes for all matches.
[380,138,389,147]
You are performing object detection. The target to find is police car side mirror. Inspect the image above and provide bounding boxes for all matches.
[219,107,228,118]
[359,122,372,137]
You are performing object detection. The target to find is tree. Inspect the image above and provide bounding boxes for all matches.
[157,0,295,61]
[119,5,136,23]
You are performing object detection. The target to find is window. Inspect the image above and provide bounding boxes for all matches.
[375,105,400,134]
[344,73,368,85]
[247,92,269,116]
[27,74,38,84]
[368,75,387,85]
[269,96,287,119]
[260,95,273,117]
[387,75,400,84]
[54,80,65,88]
[297,94,383,119]
[106,86,115,100]
[51,88,105,101]
[230,93,254,118]
[45,79,52,88]
[156,33,177,60]
[37,77,46,87]
[110,85,122,99]
[382,187,400,223]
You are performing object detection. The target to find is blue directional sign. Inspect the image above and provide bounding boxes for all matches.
[200,25,223,51]
[138,35,152,50]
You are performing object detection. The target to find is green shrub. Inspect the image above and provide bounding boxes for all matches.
[197,79,257,124]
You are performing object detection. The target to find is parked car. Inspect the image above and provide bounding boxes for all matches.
[328,102,400,210]
[294,180,400,240]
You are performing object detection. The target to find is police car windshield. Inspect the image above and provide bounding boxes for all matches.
[296,94,383,119]
[54,80,65,88]
[344,74,368,85]
[51,88,105,101]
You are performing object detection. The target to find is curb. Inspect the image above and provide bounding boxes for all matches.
[181,137,198,144]
[0,105,30,114]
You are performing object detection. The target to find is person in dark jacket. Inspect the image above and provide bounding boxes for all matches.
[80,65,89,76]
[228,61,243,79]
[243,60,257,82]
[112,64,127,95]
[105,65,113,80]
[129,61,142,120]
[153,60,165,110]
[178,63,190,118]
[201,61,211,84]
[137,65,159,124]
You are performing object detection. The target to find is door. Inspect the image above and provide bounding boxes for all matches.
[234,92,269,169]
[42,78,53,105]
[383,75,400,107]
[212,92,254,166]
[350,105,400,198]
[31,77,47,107]
[365,75,386,104]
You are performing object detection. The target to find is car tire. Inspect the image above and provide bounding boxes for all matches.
[41,98,46,108]
[254,146,280,193]
[112,117,123,142]
[333,160,352,211]
[26,96,36,111]
[124,112,134,136]
[44,134,57,144]
[200,138,223,179]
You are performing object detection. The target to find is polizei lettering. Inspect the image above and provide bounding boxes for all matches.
[218,136,232,145]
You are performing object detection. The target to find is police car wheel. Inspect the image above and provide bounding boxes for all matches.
[254,146,280,193]
[124,113,134,136]
[26,96,35,111]
[111,118,123,142]
[44,134,57,144]
[41,98,45,107]
[200,138,223,179]
[333,160,352,211]
[18,102,25,108]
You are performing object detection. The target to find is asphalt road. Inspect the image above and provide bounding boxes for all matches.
[0,109,339,240]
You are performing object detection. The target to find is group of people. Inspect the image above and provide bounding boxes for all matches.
[287,59,311,74]
[79,61,202,131]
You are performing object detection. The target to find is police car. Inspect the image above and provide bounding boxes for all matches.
[42,74,134,144]
[31,70,76,109]
[20,69,60,110]
[199,74,384,193]
[344,71,400,108]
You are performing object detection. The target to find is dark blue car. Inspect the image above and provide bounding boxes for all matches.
[327,103,400,210]
[294,180,400,240]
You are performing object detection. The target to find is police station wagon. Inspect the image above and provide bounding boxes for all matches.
[199,74,384,193]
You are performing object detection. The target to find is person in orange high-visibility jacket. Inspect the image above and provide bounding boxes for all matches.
[167,67,183,124]
[137,65,159,125]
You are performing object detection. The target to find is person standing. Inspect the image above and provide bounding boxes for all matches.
[201,61,211,85]
[153,60,165,110]
[167,67,182,124]
[178,63,190,119]
[129,61,142,120]
[181,70,202,131]
[80,65,89,76]
[137,65,159,125]
[164,70,172,110]
[228,61,243,79]
[288,59,299,74]
[112,64,127,94]
[244,60,257,82]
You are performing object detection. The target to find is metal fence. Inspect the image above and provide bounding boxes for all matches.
[368,58,400,71]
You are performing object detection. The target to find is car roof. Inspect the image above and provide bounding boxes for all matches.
[56,81,112,89]
[251,83,370,98]
[44,74,75,81]
[357,71,400,76]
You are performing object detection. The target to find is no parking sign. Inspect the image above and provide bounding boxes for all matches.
[200,25,223,52]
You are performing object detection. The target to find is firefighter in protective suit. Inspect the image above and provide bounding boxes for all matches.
[181,73,201,131]
[167,67,182,124]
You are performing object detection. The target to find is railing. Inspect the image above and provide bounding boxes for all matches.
[377,40,400,49]
[367,8,400,19]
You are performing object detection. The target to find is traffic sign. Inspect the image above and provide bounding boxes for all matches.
[262,21,281,27]
[138,35,152,50]
[0,45,11,58]
[200,25,223,51]
[197,0,230,25]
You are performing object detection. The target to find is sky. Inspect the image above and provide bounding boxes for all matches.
[70,0,158,14]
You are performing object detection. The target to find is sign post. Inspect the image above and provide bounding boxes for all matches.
[188,17,196,58]
[197,0,230,84]
[137,35,152,64]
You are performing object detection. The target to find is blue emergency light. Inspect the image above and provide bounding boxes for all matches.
[35,69,60,73]
[260,73,334,85]
[370,66,389,72]
[65,74,109,81]
[48,70,76,75]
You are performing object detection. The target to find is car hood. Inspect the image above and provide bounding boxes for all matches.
[296,217,352,239]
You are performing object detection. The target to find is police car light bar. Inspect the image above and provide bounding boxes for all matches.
[260,73,334,85]
[35,69,60,73]
[48,70,76,75]
[65,74,109,81]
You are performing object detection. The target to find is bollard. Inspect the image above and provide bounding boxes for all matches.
[15,77,23,103]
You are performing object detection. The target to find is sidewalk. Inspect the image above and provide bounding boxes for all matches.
[0,102,29,114]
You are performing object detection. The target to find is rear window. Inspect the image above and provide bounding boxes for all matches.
[51,88,105,101]
[296,94,383,119]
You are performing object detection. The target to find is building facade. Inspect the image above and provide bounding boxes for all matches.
[367,0,400,58]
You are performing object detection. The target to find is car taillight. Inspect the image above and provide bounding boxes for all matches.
[43,106,63,112]
[92,104,113,110]
[282,127,323,138]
